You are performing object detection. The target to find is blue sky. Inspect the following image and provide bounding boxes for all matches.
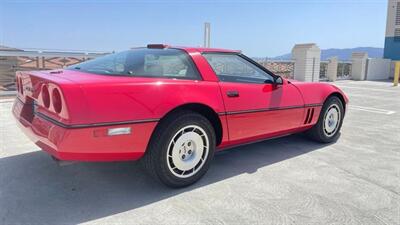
[0,0,388,57]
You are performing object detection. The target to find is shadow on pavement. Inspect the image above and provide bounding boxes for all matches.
[0,134,330,224]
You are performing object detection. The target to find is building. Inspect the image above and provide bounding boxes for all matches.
[384,0,400,60]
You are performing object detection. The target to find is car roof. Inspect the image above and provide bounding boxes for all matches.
[145,44,241,53]
[181,47,241,53]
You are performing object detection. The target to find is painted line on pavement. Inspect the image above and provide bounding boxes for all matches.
[0,99,15,103]
[337,85,399,93]
[349,105,396,115]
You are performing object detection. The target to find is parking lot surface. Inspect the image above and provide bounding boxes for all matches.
[0,80,399,225]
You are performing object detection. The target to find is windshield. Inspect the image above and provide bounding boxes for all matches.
[67,48,200,79]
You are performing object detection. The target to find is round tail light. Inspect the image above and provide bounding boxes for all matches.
[41,85,50,108]
[52,88,62,113]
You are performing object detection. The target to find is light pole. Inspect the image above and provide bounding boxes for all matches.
[204,23,211,48]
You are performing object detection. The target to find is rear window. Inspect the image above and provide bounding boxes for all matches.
[67,48,201,80]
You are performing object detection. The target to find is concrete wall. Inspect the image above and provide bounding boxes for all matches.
[351,52,368,81]
[327,57,338,82]
[366,58,392,80]
[292,43,321,82]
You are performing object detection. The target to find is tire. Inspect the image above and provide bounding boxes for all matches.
[141,110,216,188]
[305,96,344,143]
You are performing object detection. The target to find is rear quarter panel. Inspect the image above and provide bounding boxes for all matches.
[76,77,226,124]
[16,71,91,125]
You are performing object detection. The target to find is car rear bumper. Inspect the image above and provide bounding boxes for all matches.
[12,99,157,161]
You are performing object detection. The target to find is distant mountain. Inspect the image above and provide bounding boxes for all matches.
[0,45,22,51]
[271,47,383,61]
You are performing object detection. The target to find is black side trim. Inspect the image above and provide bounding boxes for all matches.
[305,103,323,107]
[35,112,159,129]
[35,103,323,127]
[224,105,304,116]
[217,103,323,116]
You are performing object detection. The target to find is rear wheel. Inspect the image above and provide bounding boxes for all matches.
[142,111,216,188]
[305,96,344,143]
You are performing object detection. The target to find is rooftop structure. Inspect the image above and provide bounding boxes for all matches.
[384,0,400,60]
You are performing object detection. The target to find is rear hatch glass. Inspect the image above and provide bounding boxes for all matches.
[67,48,200,80]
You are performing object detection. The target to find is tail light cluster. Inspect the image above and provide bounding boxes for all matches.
[52,88,62,113]
[40,84,63,114]
[41,85,50,108]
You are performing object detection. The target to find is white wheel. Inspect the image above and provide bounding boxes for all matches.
[166,125,209,178]
[305,96,344,143]
[141,111,216,187]
[323,104,341,137]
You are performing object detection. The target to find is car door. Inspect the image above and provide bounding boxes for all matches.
[202,53,305,142]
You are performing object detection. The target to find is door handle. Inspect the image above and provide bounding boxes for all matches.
[227,90,239,97]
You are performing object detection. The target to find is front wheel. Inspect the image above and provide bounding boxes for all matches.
[141,111,216,188]
[305,96,344,143]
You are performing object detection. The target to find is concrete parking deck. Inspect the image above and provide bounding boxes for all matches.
[0,80,399,225]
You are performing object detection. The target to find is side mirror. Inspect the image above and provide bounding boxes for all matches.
[274,76,283,85]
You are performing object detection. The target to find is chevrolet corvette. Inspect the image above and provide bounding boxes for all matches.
[13,44,348,187]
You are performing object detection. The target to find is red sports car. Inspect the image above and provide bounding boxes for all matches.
[13,44,348,187]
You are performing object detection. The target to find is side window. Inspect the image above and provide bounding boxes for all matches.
[114,51,128,73]
[203,53,274,83]
[144,54,191,77]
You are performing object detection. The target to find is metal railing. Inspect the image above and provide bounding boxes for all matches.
[337,62,352,80]
[257,59,295,79]
[257,59,352,81]
[320,61,352,80]
[1,51,354,93]
[0,49,108,92]
[320,61,329,81]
